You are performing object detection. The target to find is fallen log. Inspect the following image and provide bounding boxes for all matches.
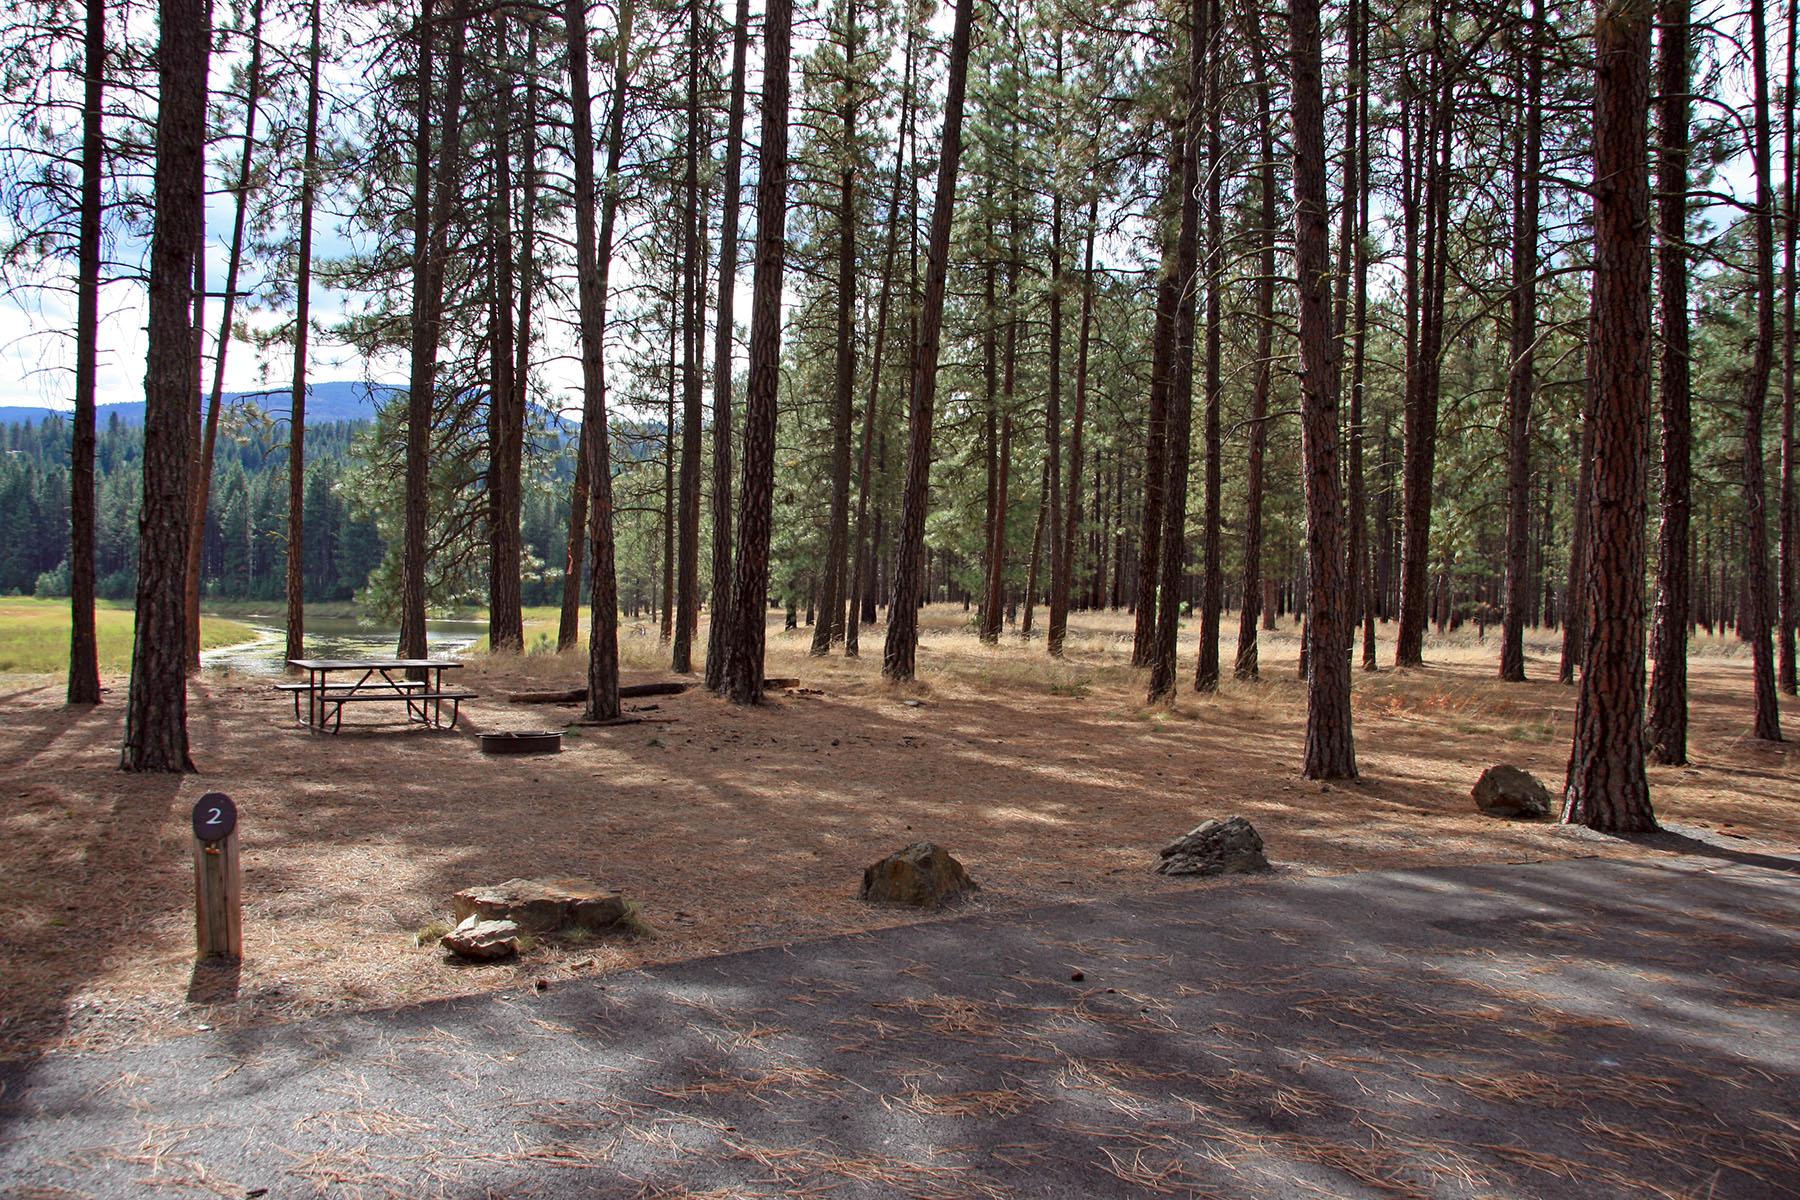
[508,681,690,704]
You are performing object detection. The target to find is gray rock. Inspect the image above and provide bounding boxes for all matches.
[1157,817,1271,877]
[1472,765,1553,820]
[860,842,979,907]
[441,916,520,961]
[452,878,628,933]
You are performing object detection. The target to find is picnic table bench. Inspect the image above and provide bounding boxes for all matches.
[281,658,476,732]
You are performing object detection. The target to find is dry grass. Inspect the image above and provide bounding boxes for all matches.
[0,604,1794,1059]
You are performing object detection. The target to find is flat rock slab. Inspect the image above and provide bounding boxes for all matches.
[452,878,627,933]
[4,855,1797,1199]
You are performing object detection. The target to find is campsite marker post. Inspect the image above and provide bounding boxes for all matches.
[192,792,242,960]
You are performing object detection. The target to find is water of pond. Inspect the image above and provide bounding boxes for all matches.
[201,615,485,676]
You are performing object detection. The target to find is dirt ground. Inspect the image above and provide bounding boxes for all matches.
[2,606,1795,1061]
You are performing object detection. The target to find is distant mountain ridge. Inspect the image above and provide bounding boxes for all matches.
[0,381,404,428]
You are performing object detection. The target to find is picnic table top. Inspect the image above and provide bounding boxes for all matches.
[287,658,465,672]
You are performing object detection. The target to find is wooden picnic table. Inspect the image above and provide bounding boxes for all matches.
[282,658,475,732]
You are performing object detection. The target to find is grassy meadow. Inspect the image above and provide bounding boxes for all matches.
[0,597,257,675]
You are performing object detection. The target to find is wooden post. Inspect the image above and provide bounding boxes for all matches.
[192,792,242,960]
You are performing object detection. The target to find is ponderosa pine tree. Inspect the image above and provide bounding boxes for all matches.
[704,0,751,690]
[1234,21,1276,682]
[1146,0,1203,705]
[287,0,325,667]
[66,0,104,706]
[1647,0,1693,764]
[1563,0,1655,832]
[188,0,267,674]
[568,0,633,722]
[1739,0,1783,742]
[1288,0,1355,779]
[722,0,795,702]
[123,0,207,773]
[399,0,469,664]
[1499,0,1543,683]
[882,0,975,683]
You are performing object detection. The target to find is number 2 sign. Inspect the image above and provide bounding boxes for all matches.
[192,792,238,843]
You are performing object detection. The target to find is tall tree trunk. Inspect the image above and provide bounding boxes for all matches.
[704,0,751,688]
[1289,0,1356,778]
[881,0,975,682]
[285,0,322,667]
[1781,0,1798,695]
[846,25,917,658]
[673,0,705,671]
[1147,0,1205,704]
[186,0,265,673]
[567,0,635,721]
[1563,0,1656,831]
[1235,26,1276,681]
[486,11,523,654]
[1130,131,1181,668]
[1395,29,1450,668]
[399,0,469,663]
[67,0,105,705]
[721,0,795,702]
[813,2,859,656]
[1741,0,1784,741]
[1647,0,1693,763]
[1560,389,1596,681]
[1350,0,1376,671]
[123,0,207,772]
[1058,192,1099,658]
[1021,459,1048,637]
[1499,0,1542,682]
[1195,0,1223,692]
[1044,197,1067,651]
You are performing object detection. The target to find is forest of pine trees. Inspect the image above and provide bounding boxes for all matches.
[0,0,1795,812]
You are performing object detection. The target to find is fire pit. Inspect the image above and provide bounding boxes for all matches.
[479,730,563,755]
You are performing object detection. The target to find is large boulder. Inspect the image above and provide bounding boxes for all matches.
[1157,817,1271,877]
[1472,765,1553,820]
[441,916,520,961]
[452,878,629,933]
[860,842,979,907]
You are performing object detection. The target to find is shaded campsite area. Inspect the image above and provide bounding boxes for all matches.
[2,607,1793,1062]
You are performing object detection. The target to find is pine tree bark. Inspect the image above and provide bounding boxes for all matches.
[1130,129,1180,669]
[1289,0,1356,779]
[1058,193,1098,658]
[399,0,469,663]
[881,0,975,682]
[123,0,206,772]
[813,2,859,657]
[1741,0,1784,741]
[673,0,705,671]
[1781,0,1798,696]
[1499,0,1542,683]
[1044,185,1067,656]
[285,0,322,667]
[567,0,634,721]
[486,11,523,655]
[1194,0,1224,692]
[1147,0,1205,705]
[67,0,105,705]
[1395,30,1451,668]
[704,0,751,688]
[1563,0,1656,831]
[1235,27,1276,681]
[721,0,795,702]
[186,0,265,673]
[1647,0,1693,763]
